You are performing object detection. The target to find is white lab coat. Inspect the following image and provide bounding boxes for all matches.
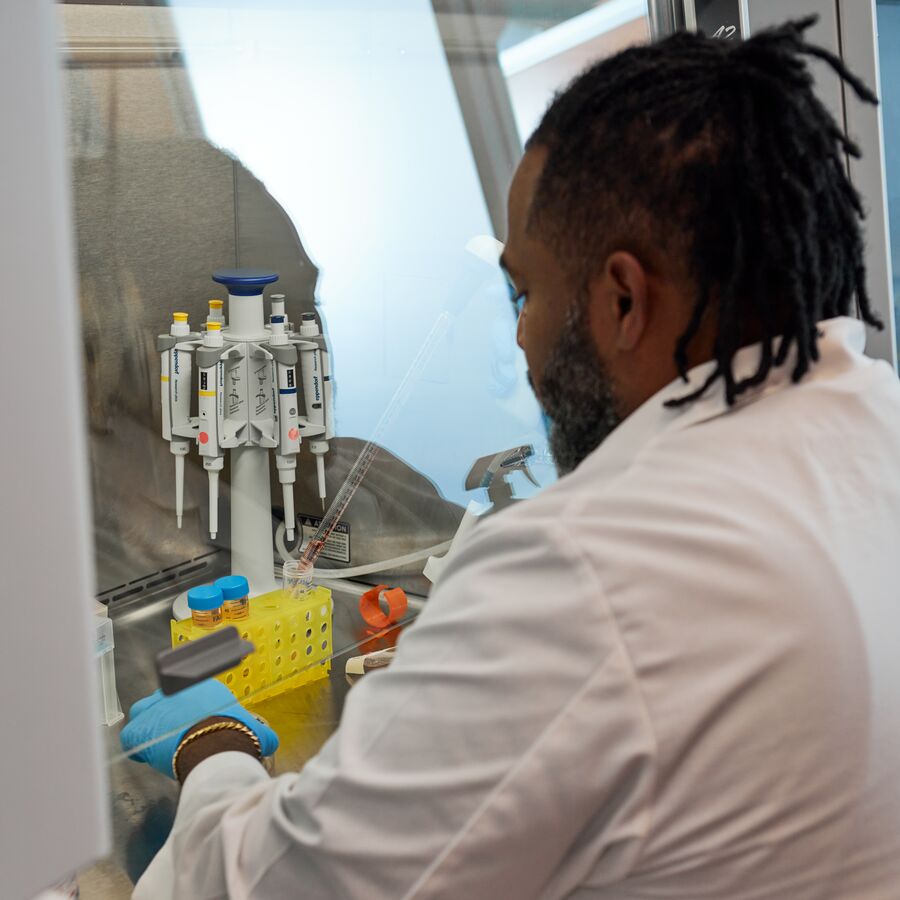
[135,318,900,898]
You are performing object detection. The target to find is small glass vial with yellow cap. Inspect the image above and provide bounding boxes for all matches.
[188,584,224,629]
[207,298,225,329]
[216,575,250,621]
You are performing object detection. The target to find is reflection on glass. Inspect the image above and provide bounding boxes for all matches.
[499,0,650,143]
[877,0,900,350]
[169,0,549,504]
[61,0,654,888]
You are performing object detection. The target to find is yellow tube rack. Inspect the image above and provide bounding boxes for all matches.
[171,584,333,706]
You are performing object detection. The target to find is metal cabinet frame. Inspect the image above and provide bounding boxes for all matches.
[657,0,897,367]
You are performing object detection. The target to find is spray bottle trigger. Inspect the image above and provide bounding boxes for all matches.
[522,463,540,489]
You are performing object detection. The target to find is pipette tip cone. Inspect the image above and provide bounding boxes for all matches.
[287,528,295,542]
[210,531,217,540]
[321,498,326,510]
[177,516,183,529]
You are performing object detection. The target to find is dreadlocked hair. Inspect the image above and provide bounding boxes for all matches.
[526,16,881,406]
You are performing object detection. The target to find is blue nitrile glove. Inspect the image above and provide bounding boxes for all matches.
[120,679,279,778]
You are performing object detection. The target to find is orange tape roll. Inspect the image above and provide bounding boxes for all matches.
[359,584,408,629]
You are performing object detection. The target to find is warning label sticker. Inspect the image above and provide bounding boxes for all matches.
[299,515,351,564]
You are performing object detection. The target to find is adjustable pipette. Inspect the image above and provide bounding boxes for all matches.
[321,341,334,503]
[269,315,301,541]
[158,312,195,528]
[197,321,225,539]
[301,313,451,567]
[298,313,333,508]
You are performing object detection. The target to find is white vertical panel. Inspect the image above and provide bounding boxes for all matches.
[0,1,109,896]
[746,0,845,127]
[838,0,897,366]
[746,0,896,366]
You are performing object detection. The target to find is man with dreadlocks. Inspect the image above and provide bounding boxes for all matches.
[123,19,900,900]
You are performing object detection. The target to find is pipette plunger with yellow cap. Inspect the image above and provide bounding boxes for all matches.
[207,298,225,328]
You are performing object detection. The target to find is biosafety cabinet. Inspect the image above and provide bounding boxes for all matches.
[3,0,899,896]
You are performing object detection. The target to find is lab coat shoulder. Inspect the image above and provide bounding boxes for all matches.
[419,478,615,650]
[413,472,653,706]
[136,483,659,900]
[376,485,660,895]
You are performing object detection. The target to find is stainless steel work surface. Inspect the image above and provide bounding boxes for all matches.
[89,580,416,897]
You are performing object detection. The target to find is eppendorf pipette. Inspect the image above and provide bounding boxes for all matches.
[298,313,333,509]
[299,312,451,569]
[158,312,195,529]
[198,321,225,539]
[269,315,301,542]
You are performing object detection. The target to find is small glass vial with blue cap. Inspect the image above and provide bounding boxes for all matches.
[216,574,250,621]
[188,584,224,629]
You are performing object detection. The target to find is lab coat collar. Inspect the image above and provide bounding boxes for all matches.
[580,316,866,483]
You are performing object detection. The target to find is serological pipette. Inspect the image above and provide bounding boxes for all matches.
[300,312,451,568]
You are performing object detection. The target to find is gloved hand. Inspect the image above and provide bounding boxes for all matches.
[120,679,279,778]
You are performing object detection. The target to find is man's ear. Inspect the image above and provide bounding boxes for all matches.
[587,251,650,352]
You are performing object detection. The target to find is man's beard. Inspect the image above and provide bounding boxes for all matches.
[534,301,623,476]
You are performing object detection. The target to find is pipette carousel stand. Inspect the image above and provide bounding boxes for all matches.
[158,268,334,617]
[217,269,281,596]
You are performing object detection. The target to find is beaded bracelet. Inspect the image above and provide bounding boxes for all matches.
[172,719,262,782]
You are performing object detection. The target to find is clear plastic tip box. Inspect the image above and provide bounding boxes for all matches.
[171,585,333,705]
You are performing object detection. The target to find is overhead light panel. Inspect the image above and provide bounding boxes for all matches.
[499,0,647,77]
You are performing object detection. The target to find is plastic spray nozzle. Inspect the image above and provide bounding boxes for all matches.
[464,444,538,510]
